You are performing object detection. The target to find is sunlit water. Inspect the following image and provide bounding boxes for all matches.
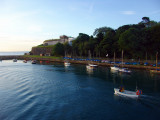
[0,60,160,120]
[0,51,28,56]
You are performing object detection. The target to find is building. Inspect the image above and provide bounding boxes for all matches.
[43,39,60,46]
[68,37,75,45]
[43,35,75,46]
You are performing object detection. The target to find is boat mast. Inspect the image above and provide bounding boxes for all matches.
[114,52,115,66]
[156,52,158,69]
[122,50,123,68]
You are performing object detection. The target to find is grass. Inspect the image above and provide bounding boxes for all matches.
[32,45,55,48]
[23,55,62,59]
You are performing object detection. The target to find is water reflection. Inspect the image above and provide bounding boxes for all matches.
[86,68,94,74]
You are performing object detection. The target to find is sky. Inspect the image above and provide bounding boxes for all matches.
[0,0,160,51]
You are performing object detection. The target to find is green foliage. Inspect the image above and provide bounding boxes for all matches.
[52,43,64,56]
[38,17,159,60]
[93,27,113,36]
[64,42,72,56]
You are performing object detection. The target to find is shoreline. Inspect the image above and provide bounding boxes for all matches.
[21,56,159,70]
[0,55,159,70]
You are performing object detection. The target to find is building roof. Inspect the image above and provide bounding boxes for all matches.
[44,39,60,42]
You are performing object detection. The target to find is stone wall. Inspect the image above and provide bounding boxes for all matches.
[31,47,53,55]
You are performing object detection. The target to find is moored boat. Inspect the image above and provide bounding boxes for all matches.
[64,62,70,66]
[13,59,17,62]
[119,68,131,73]
[110,52,119,71]
[111,66,119,71]
[119,50,131,73]
[31,60,36,64]
[86,64,98,70]
[23,60,27,63]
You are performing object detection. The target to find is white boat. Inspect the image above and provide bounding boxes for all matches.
[119,68,131,73]
[13,59,17,62]
[31,60,36,64]
[119,50,131,73]
[64,62,70,66]
[111,66,119,71]
[88,64,97,67]
[110,52,119,71]
[86,64,98,70]
[114,88,140,98]
[23,60,27,63]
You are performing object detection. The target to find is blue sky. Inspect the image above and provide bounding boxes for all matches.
[0,0,159,51]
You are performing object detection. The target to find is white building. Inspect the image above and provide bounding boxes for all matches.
[68,37,75,46]
[43,39,60,46]
[43,35,75,46]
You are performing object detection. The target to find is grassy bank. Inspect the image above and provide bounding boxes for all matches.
[23,55,62,59]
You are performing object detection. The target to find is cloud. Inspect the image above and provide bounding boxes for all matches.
[121,11,136,15]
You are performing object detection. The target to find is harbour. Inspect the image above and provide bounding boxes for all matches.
[0,60,160,120]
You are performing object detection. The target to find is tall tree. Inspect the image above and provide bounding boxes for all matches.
[52,43,64,56]
[93,27,113,36]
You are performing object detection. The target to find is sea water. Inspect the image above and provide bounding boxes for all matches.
[0,51,28,56]
[0,60,160,120]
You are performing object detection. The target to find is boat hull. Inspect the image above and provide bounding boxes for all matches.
[114,88,139,98]
[119,68,131,73]
[64,62,70,66]
[111,66,119,71]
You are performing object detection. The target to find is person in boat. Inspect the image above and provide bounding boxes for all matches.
[136,89,142,95]
[119,86,124,92]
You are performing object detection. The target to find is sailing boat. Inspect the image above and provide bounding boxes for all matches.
[86,50,98,70]
[150,52,160,74]
[118,50,131,73]
[110,52,119,71]
[64,51,71,67]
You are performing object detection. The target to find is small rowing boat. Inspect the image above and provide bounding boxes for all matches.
[114,88,142,98]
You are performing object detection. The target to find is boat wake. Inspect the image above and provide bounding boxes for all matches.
[138,94,160,108]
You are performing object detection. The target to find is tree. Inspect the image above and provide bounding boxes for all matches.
[142,17,150,27]
[149,24,160,54]
[52,43,64,56]
[72,33,90,57]
[100,30,117,57]
[142,17,150,23]
[96,32,104,43]
[93,27,113,36]
[118,28,142,58]
[64,42,72,56]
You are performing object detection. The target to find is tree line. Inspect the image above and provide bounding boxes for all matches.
[52,17,160,60]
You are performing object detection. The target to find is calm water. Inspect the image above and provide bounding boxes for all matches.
[0,51,28,56]
[0,60,160,120]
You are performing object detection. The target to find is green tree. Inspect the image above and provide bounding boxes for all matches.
[64,42,72,56]
[100,30,117,57]
[93,27,113,36]
[52,43,64,56]
[118,28,142,58]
